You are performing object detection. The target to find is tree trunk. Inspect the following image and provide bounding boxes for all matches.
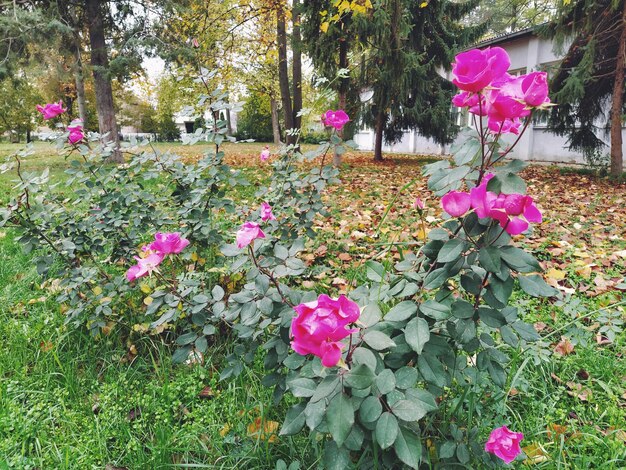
[85,0,122,163]
[73,34,88,127]
[26,128,31,143]
[610,3,626,176]
[334,34,350,166]
[270,96,281,144]
[277,7,294,144]
[292,0,303,143]
[374,109,385,161]
[225,107,233,135]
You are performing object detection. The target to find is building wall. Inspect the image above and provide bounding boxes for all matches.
[354,33,626,164]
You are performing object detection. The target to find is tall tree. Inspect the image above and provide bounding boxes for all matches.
[361,0,484,161]
[545,0,625,176]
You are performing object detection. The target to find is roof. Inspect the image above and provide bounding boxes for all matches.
[472,23,547,49]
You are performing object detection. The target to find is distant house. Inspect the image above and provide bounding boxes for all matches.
[174,108,238,136]
[353,26,626,164]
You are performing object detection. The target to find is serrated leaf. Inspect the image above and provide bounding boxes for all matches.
[363,330,396,350]
[345,364,374,389]
[519,275,557,297]
[280,403,306,436]
[375,412,399,449]
[359,395,383,423]
[394,427,421,469]
[327,393,354,447]
[437,238,466,263]
[479,246,501,273]
[405,318,430,354]
[385,301,418,322]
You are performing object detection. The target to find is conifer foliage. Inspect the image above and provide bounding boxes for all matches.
[545,0,626,176]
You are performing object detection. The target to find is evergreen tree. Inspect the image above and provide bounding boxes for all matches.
[360,0,485,161]
[544,0,625,176]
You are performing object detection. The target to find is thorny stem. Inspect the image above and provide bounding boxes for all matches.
[247,245,293,307]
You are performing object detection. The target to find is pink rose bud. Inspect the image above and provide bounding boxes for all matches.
[260,146,270,162]
[487,116,522,135]
[67,120,85,144]
[451,47,510,92]
[322,109,350,131]
[126,253,165,282]
[236,221,266,249]
[192,38,200,48]
[260,202,276,222]
[441,191,471,217]
[36,100,67,120]
[290,294,360,367]
[485,426,524,464]
[521,71,549,107]
[413,197,425,210]
[148,232,190,255]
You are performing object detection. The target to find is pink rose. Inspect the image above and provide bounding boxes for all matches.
[290,294,360,367]
[126,252,165,281]
[260,146,270,162]
[322,109,349,130]
[236,221,266,249]
[469,174,542,235]
[521,71,549,107]
[67,120,85,144]
[260,202,276,222]
[148,232,190,255]
[36,100,67,120]
[488,116,522,135]
[451,92,486,116]
[441,191,471,217]
[485,75,530,120]
[451,47,510,92]
[485,426,524,464]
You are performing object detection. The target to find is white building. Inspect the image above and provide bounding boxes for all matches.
[353,27,626,164]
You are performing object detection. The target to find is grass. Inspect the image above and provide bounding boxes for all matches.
[0,140,625,468]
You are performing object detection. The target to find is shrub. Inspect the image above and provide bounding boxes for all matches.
[236,91,273,142]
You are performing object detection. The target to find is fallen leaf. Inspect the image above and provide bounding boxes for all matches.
[554,337,575,356]
[198,386,214,399]
[247,418,279,443]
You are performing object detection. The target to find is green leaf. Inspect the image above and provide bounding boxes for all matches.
[391,399,424,422]
[286,377,317,397]
[345,364,374,390]
[385,301,418,322]
[280,403,306,436]
[360,304,382,327]
[423,267,450,290]
[359,395,383,423]
[304,399,326,430]
[351,347,378,371]
[394,366,418,389]
[418,354,446,388]
[479,246,501,273]
[512,321,540,341]
[327,393,354,447]
[457,443,470,464]
[322,440,352,470]
[419,300,451,320]
[451,300,475,319]
[453,138,481,166]
[405,318,430,354]
[500,247,542,272]
[428,166,470,195]
[366,260,386,283]
[486,172,527,194]
[488,275,514,305]
[478,307,507,328]
[311,376,341,403]
[518,275,557,297]
[376,369,397,395]
[404,388,438,414]
[500,325,519,347]
[363,330,396,350]
[437,239,466,263]
[439,440,456,459]
[394,427,422,469]
[375,412,399,449]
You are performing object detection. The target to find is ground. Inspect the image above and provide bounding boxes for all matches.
[0,141,624,468]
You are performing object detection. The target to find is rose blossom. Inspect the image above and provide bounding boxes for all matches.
[148,232,189,255]
[322,109,349,130]
[521,71,549,107]
[451,47,510,92]
[236,221,266,249]
[441,191,471,217]
[485,426,524,464]
[126,252,165,281]
[260,202,276,221]
[260,146,270,162]
[67,120,85,144]
[36,100,67,120]
[290,294,360,367]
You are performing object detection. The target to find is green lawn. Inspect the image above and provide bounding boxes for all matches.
[0,140,624,468]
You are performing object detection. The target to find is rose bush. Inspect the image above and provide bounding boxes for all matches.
[3,49,550,467]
